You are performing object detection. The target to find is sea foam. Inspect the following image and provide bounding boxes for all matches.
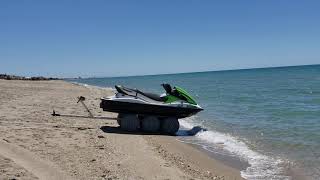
[179,118,292,180]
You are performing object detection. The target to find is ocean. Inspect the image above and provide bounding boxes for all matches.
[69,65,320,180]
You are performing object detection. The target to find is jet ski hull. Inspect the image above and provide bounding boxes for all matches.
[100,98,203,119]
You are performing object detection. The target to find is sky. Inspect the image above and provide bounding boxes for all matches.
[1,0,320,77]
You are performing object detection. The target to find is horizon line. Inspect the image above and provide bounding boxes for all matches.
[76,63,320,79]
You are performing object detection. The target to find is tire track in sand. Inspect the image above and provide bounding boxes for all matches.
[0,140,73,180]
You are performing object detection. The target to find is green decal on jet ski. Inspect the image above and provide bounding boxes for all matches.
[163,86,197,105]
[174,86,197,105]
[164,95,180,103]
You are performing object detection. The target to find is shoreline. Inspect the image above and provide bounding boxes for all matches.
[0,79,243,180]
[180,139,249,171]
[144,135,244,180]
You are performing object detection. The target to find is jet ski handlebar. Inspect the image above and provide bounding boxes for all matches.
[161,83,173,94]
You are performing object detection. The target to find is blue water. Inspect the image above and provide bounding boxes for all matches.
[70,65,320,180]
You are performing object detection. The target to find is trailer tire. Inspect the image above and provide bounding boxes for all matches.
[117,113,125,126]
[161,117,179,135]
[120,114,139,132]
[141,116,160,132]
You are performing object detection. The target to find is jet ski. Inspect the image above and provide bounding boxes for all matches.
[100,84,203,134]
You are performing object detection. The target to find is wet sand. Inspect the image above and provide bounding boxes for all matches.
[0,80,243,180]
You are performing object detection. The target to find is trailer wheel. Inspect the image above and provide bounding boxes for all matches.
[141,116,160,132]
[117,113,124,126]
[161,117,179,135]
[120,114,139,131]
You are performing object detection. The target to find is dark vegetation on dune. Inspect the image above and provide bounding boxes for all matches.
[0,74,60,81]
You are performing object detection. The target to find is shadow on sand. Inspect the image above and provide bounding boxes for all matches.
[100,125,206,137]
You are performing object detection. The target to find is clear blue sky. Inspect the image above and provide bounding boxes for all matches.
[1,0,319,77]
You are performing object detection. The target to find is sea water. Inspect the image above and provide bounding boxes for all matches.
[69,65,320,180]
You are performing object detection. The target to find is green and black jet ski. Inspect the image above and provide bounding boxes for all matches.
[100,84,203,134]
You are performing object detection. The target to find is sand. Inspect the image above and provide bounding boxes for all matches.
[0,80,243,180]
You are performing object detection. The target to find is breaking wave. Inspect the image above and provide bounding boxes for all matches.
[178,118,292,180]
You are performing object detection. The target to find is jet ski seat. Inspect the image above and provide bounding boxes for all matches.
[115,85,163,102]
[138,91,163,101]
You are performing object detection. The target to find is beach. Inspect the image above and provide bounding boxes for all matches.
[0,79,243,180]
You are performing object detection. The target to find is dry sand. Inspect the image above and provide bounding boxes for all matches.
[0,80,243,180]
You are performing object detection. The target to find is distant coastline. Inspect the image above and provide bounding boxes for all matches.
[0,74,60,81]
